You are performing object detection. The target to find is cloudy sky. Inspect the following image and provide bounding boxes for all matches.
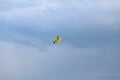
[0,0,120,80]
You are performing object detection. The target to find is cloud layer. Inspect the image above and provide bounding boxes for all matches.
[0,0,120,80]
[0,0,120,47]
[0,41,120,80]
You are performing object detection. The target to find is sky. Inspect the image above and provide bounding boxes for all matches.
[0,0,120,80]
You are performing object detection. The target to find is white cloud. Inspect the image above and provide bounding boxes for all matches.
[0,0,120,51]
[0,0,120,31]
[0,2,59,20]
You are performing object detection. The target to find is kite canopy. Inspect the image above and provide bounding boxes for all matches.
[53,36,62,44]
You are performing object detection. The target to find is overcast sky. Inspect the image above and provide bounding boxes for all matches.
[0,0,120,80]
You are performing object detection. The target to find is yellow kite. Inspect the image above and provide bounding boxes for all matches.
[53,36,62,44]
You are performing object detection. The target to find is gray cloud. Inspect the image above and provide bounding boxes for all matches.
[0,41,120,80]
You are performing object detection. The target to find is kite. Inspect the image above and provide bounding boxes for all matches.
[53,36,62,44]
